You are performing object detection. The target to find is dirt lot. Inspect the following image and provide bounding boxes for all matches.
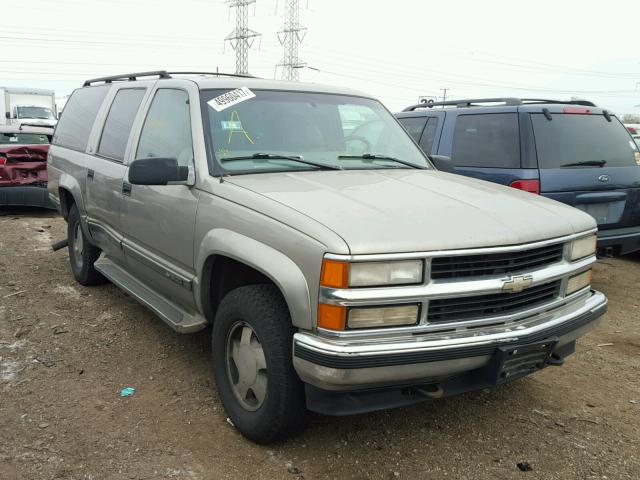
[1,209,639,480]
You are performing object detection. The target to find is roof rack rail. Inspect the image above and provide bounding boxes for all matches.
[167,71,257,79]
[83,70,171,86]
[402,97,596,111]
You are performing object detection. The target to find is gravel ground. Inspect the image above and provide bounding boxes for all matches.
[1,209,639,480]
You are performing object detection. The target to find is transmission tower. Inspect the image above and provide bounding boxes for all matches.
[225,0,261,75]
[277,0,307,81]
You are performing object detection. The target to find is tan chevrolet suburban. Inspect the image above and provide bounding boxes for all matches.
[47,71,607,443]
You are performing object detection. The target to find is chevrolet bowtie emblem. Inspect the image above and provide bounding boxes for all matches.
[501,275,533,293]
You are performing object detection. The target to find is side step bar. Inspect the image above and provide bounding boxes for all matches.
[95,256,207,333]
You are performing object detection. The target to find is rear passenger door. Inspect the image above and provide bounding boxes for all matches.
[85,87,148,263]
[121,86,200,311]
[442,112,537,186]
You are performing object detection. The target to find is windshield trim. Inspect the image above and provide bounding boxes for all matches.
[199,88,433,177]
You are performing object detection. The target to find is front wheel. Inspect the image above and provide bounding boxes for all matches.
[212,284,309,443]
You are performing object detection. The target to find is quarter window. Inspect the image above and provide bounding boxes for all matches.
[97,89,146,161]
[53,86,109,151]
[136,89,193,166]
[452,113,520,168]
[397,117,427,143]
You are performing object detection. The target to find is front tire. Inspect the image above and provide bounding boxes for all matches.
[67,204,105,286]
[212,284,308,443]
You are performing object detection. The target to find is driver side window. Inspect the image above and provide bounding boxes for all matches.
[136,89,194,167]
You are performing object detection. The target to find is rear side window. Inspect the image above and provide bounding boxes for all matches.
[97,89,146,161]
[531,114,638,168]
[452,113,520,168]
[398,117,427,142]
[53,86,109,151]
[420,118,438,154]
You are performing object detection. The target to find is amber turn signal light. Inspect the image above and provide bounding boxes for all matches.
[320,259,349,289]
[317,303,347,331]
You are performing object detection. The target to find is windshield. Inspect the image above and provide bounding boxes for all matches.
[201,89,430,174]
[0,133,50,145]
[531,113,640,168]
[16,106,55,120]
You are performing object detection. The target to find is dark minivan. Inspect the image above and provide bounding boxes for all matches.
[396,98,640,255]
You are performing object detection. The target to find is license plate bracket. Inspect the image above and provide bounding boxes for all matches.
[491,338,558,385]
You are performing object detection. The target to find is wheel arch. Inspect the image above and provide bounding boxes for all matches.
[196,229,312,330]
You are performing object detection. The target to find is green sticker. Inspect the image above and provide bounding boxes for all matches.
[221,120,243,131]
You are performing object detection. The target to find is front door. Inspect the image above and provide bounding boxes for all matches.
[121,87,199,311]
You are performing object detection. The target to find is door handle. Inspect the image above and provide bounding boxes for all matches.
[122,182,132,196]
[87,169,94,180]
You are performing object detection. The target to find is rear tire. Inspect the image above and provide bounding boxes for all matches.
[67,204,105,286]
[212,284,309,443]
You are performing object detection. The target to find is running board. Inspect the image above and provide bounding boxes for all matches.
[95,256,207,333]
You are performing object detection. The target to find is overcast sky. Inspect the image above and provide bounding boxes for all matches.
[3,0,640,113]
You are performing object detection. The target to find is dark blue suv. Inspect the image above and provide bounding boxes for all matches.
[396,98,640,255]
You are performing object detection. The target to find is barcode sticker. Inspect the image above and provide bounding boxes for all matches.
[207,87,256,112]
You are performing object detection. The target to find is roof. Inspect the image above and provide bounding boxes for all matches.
[0,87,56,95]
[80,70,372,98]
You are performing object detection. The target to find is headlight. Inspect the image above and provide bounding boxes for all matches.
[566,269,592,295]
[569,235,596,261]
[321,259,423,288]
[348,305,419,329]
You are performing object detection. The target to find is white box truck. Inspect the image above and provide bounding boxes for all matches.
[1,87,57,127]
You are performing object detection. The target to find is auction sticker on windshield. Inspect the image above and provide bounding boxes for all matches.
[208,87,256,112]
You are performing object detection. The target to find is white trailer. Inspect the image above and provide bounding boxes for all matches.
[1,87,57,127]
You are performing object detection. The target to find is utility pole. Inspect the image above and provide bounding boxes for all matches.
[225,0,261,75]
[440,88,449,107]
[277,0,307,81]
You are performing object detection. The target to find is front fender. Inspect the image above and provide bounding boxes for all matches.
[195,229,312,330]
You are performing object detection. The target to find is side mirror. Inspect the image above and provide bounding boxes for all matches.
[429,155,455,173]
[5,112,10,119]
[128,157,189,185]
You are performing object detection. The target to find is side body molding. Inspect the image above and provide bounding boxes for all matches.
[195,229,313,330]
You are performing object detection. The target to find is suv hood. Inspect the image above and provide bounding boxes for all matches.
[227,170,596,254]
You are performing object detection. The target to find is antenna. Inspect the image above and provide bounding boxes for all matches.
[277,0,307,81]
[225,0,261,75]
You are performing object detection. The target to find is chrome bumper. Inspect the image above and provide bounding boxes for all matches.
[293,290,607,391]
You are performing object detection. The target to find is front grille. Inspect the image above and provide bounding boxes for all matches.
[430,243,564,280]
[427,280,561,323]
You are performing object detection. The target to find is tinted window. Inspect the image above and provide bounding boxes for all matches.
[53,86,109,151]
[136,89,193,166]
[452,113,520,168]
[531,114,639,168]
[419,118,438,154]
[97,89,145,161]
[398,117,427,142]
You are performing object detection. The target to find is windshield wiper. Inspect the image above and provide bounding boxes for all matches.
[338,153,427,170]
[220,153,342,170]
[560,160,607,168]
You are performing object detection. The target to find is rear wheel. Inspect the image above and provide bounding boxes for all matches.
[67,204,105,285]
[212,284,308,443]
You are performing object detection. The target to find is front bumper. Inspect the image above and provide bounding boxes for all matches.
[0,185,55,209]
[597,226,640,255]
[293,290,607,398]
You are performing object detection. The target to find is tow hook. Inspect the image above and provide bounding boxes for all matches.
[51,239,68,251]
[415,384,444,399]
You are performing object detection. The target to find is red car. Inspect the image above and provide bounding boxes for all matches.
[0,125,54,208]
